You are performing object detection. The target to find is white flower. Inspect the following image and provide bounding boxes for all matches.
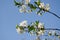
[16,27,23,34]
[37,22,44,36]
[38,22,44,28]
[39,3,50,11]
[19,5,26,13]
[37,30,44,36]
[19,8,24,13]
[39,3,44,8]
[48,31,52,36]
[25,0,30,4]
[48,30,56,35]
[44,4,50,11]
[22,5,26,9]
[19,20,28,27]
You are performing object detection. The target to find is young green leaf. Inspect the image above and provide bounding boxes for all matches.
[35,21,39,26]
[28,25,35,32]
[20,26,24,30]
[28,3,36,10]
[16,25,19,29]
[14,0,22,7]
[34,0,41,6]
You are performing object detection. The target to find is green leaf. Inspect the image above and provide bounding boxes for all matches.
[37,9,43,16]
[28,3,36,10]
[34,0,41,6]
[37,10,40,14]
[38,0,41,3]
[20,26,24,30]
[34,2,37,5]
[34,2,39,6]
[16,25,19,29]
[35,21,39,26]
[28,25,35,32]
[14,0,22,7]
[16,25,24,30]
[34,2,38,6]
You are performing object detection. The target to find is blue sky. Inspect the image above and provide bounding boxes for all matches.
[0,0,60,40]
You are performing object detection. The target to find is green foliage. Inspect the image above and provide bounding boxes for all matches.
[34,0,41,6]
[37,10,40,14]
[15,0,60,40]
[28,3,37,10]
[34,2,40,6]
[35,21,39,26]
[16,25,24,30]
[14,0,22,7]
[28,25,35,32]
[16,25,19,29]
[37,10,42,16]
[20,26,24,30]
[37,8,44,16]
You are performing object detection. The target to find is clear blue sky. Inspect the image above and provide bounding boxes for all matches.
[0,0,60,40]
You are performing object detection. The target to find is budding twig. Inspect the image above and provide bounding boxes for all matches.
[37,7,60,19]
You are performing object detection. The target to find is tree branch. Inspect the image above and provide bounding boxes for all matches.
[37,7,60,19]
[45,28,60,31]
[47,11,60,19]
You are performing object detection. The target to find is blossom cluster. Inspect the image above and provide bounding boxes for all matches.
[19,0,31,13]
[16,20,45,36]
[39,3,50,11]
[16,20,60,38]
[14,0,60,40]
[14,0,50,15]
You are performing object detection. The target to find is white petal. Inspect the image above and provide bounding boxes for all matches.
[38,22,44,28]
[19,20,28,27]
[16,27,21,34]
[39,3,44,8]
[19,5,27,13]
[44,4,50,11]
[19,8,23,13]
[37,30,44,35]
[22,5,26,9]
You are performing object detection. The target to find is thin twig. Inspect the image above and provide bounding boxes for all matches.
[45,28,60,31]
[37,7,60,19]
[47,11,60,19]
